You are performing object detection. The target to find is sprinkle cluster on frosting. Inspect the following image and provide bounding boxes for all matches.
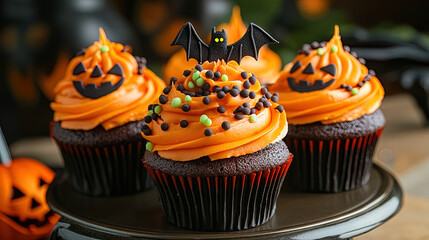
[51,28,165,130]
[269,26,384,125]
[142,60,287,161]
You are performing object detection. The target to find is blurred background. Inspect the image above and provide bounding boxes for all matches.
[1,0,429,238]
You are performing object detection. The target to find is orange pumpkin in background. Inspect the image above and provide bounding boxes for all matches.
[0,158,59,240]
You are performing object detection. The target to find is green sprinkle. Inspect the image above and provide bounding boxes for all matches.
[171,97,182,108]
[351,88,359,95]
[317,48,324,56]
[154,105,161,114]
[196,77,205,87]
[192,71,200,80]
[188,81,195,89]
[185,95,192,102]
[146,142,153,151]
[200,114,208,123]
[147,110,153,116]
[249,114,257,123]
[331,46,338,53]
[221,74,228,82]
[100,45,109,53]
[202,118,212,127]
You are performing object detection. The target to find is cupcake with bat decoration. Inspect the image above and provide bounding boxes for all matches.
[50,28,165,196]
[143,22,292,231]
[269,26,385,193]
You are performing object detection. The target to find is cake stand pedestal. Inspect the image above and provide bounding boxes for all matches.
[47,163,402,240]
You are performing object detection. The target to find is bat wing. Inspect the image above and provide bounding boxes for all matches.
[226,23,278,64]
[171,22,209,64]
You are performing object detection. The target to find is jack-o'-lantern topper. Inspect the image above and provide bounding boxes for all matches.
[172,22,278,64]
[70,28,146,99]
[284,25,375,94]
[0,127,59,239]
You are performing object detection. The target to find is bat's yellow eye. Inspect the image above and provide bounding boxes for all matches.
[220,38,224,42]
[215,38,219,42]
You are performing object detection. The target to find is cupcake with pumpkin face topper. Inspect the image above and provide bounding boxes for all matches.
[163,6,282,85]
[50,28,165,196]
[269,26,385,193]
[143,22,292,231]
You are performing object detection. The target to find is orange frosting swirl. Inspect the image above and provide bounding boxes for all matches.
[50,28,165,130]
[163,6,282,85]
[269,26,384,125]
[144,60,287,161]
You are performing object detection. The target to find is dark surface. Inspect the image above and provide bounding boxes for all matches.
[144,141,289,177]
[287,109,386,140]
[51,120,145,147]
[47,164,402,239]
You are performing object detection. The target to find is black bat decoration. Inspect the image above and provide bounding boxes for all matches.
[171,22,278,64]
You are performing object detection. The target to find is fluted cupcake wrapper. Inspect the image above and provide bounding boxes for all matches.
[285,128,384,193]
[54,140,153,196]
[144,154,292,231]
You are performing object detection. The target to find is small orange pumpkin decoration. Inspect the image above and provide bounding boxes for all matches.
[0,158,60,240]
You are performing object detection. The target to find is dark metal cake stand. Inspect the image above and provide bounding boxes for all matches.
[47,164,402,240]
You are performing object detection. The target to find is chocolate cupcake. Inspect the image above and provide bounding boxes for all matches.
[143,22,291,231]
[269,26,385,193]
[50,29,165,196]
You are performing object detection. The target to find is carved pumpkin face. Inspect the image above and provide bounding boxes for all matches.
[0,158,59,239]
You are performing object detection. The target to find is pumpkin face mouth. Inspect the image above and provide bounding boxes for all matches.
[73,77,124,99]
[287,77,335,92]
[4,210,56,228]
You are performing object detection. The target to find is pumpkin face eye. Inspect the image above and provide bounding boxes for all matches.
[11,186,24,199]
[320,64,337,76]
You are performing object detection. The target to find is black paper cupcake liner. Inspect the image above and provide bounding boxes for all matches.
[55,140,153,196]
[144,154,292,231]
[285,128,383,193]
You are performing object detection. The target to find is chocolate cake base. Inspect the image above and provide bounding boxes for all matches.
[285,110,386,193]
[144,141,293,231]
[51,120,153,196]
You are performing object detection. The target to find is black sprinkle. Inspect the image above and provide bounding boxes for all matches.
[137,69,143,75]
[148,104,155,110]
[159,95,168,104]
[358,82,364,87]
[212,86,221,92]
[290,60,302,74]
[261,88,268,95]
[235,114,244,120]
[363,75,370,82]
[240,89,249,98]
[177,84,184,91]
[241,72,248,79]
[302,43,311,49]
[180,120,188,128]
[221,121,230,130]
[351,51,358,58]
[311,41,319,49]
[242,107,251,115]
[195,64,203,71]
[232,85,240,90]
[341,83,347,88]
[303,49,310,56]
[183,70,191,76]
[344,46,351,52]
[217,91,225,99]
[203,96,211,105]
[161,123,169,131]
[320,41,327,47]
[265,92,272,99]
[90,65,103,78]
[73,62,86,75]
[303,63,315,74]
[230,89,239,97]
[204,128,213,136]
[259,97,266,102]
[163,87,171,95]
[243,103,250,108]
[217,106,226,113]
[205,70,214,79]
[152,114,159,121]
[181,104,190,112]
[346,86,352,91]
[249,91,256,99]
[142,125,151,135]
[273,92,279,97]
[214,71,221,79]
[234,106,243,114]
[197,88,204,95]
[275,105,284,113]
[202,82,210,90]
[250,108,256,114]
[144,116,152,123]
[358,58,366,65]
[369,69,376,76]
[249,76,257,85]
[170,77,178,86]
[203,90,211,96]
[271,96,279,103]
[263,100,271,108]
[243,80,251,89]
[222,86,230,93]
[256,102,263,110]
